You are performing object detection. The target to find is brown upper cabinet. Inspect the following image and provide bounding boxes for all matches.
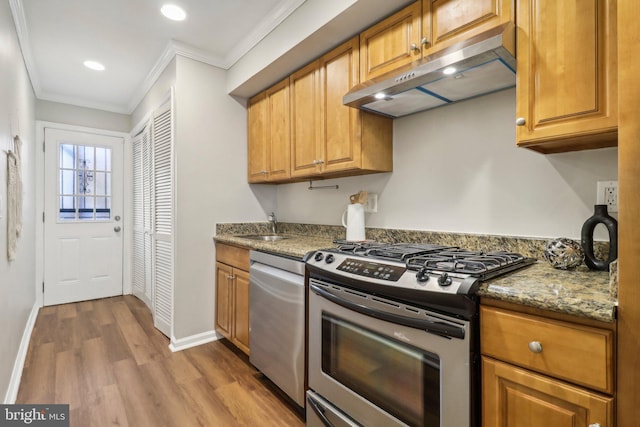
[515,0,618,153]
[247,37,392,184]
[247,78,291,183]
[291,37,393,179]
[360,0,513,82]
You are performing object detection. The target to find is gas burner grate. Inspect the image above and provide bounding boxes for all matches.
[332,240,387,255]
[406,250,528,276]
[365,243,455,261]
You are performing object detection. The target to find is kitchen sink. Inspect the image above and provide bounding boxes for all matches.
[236,234,289,241]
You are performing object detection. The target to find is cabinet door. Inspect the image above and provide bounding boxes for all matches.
[320,37,361,173]
[360,1,422,81]
[425,0,513,53]
[215,262,233,339]
[232,269,250,355]
[247,92,268,183]
[482,357,613,427]
[265,79,291,181]
[515,0,618,153]
[291,61,322,178]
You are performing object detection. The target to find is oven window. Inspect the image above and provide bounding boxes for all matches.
[322,313,440,427]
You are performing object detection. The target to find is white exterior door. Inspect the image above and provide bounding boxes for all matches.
[44,128,124,306]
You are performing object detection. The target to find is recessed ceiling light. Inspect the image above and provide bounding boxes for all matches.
[161,4,186,21]
[442,67,457,75]
[83,60,105,71]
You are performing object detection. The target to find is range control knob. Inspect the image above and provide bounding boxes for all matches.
[314,252,324,262]
[325,254,335,264]
[416,267,430,283]
[438,272,453,287]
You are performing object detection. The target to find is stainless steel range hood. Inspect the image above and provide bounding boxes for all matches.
[343,23,516,118]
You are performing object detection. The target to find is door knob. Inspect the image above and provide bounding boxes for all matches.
[114,226,122,232]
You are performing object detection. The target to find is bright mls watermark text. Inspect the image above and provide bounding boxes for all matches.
[0,405,69,427]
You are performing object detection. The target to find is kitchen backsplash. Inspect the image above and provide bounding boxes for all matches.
[216,222,610,261]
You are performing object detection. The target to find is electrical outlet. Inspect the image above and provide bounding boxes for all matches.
[363,193,378,213]
[596,180,618,213]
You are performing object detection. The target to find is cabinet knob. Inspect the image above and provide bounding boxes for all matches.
[515,117,526,126]
[421,37,429,46]
[588,424,602,427]
[312,159,324,165]
[227,275,235,280]
[528,341,543,353]
[410,43,420,53]
[260,170,268,174]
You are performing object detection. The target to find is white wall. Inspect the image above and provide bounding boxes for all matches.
[276,88,618,240]
[36,99,130,132]
[0,1,36,402]
[173,55,275,340]
[132,55,276,341]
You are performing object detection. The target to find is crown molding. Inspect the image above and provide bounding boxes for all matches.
[220,0,307,69]
[9,0,41,95]
[11,0,307,115]
[37,91,130,115]
[126,0,306,113]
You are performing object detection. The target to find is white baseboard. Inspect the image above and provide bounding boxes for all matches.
[4,302,40,404]
[169,330,219,352]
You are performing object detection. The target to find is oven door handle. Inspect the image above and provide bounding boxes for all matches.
[310,284,465,339]
[307,394,336,427]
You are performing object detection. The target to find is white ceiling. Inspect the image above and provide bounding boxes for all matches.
[11,0,307,114]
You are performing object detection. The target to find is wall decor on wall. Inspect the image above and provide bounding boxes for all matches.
[6,135,23,261]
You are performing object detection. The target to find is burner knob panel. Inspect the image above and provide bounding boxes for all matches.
[416,268,430,283]
[325,254,335,264]
[438,272,453,287]
[314,252,324,262]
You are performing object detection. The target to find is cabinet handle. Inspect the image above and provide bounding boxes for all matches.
[421,37,429,46]
[227,275,235,280]
[260,170,268,175]
[528,341,543,353]
[515,117,526,126]
[312,159,324,165]
[410,43,420,52]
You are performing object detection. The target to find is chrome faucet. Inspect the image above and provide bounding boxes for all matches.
[268,212,277,234]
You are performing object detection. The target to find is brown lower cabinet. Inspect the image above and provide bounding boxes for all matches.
[215,243,250,355]
[481,304,615,426]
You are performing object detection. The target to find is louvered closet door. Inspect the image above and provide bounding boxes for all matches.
[152,102,174,337]
[132,126,153,309]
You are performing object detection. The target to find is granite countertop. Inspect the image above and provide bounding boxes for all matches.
[214,233,337,259]
[215,223,617,323]
[479,262,615,323]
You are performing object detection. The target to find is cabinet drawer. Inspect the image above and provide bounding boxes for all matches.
[480,306,614,393]
[215,243,250,271]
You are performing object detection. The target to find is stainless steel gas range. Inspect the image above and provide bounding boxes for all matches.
[305,241,535,427]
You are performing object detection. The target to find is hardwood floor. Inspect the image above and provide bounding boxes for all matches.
[16,295,306,427]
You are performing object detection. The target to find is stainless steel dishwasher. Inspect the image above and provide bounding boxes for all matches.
[249,250,305,408]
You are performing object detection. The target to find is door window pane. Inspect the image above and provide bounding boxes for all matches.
[58,143,112,221]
